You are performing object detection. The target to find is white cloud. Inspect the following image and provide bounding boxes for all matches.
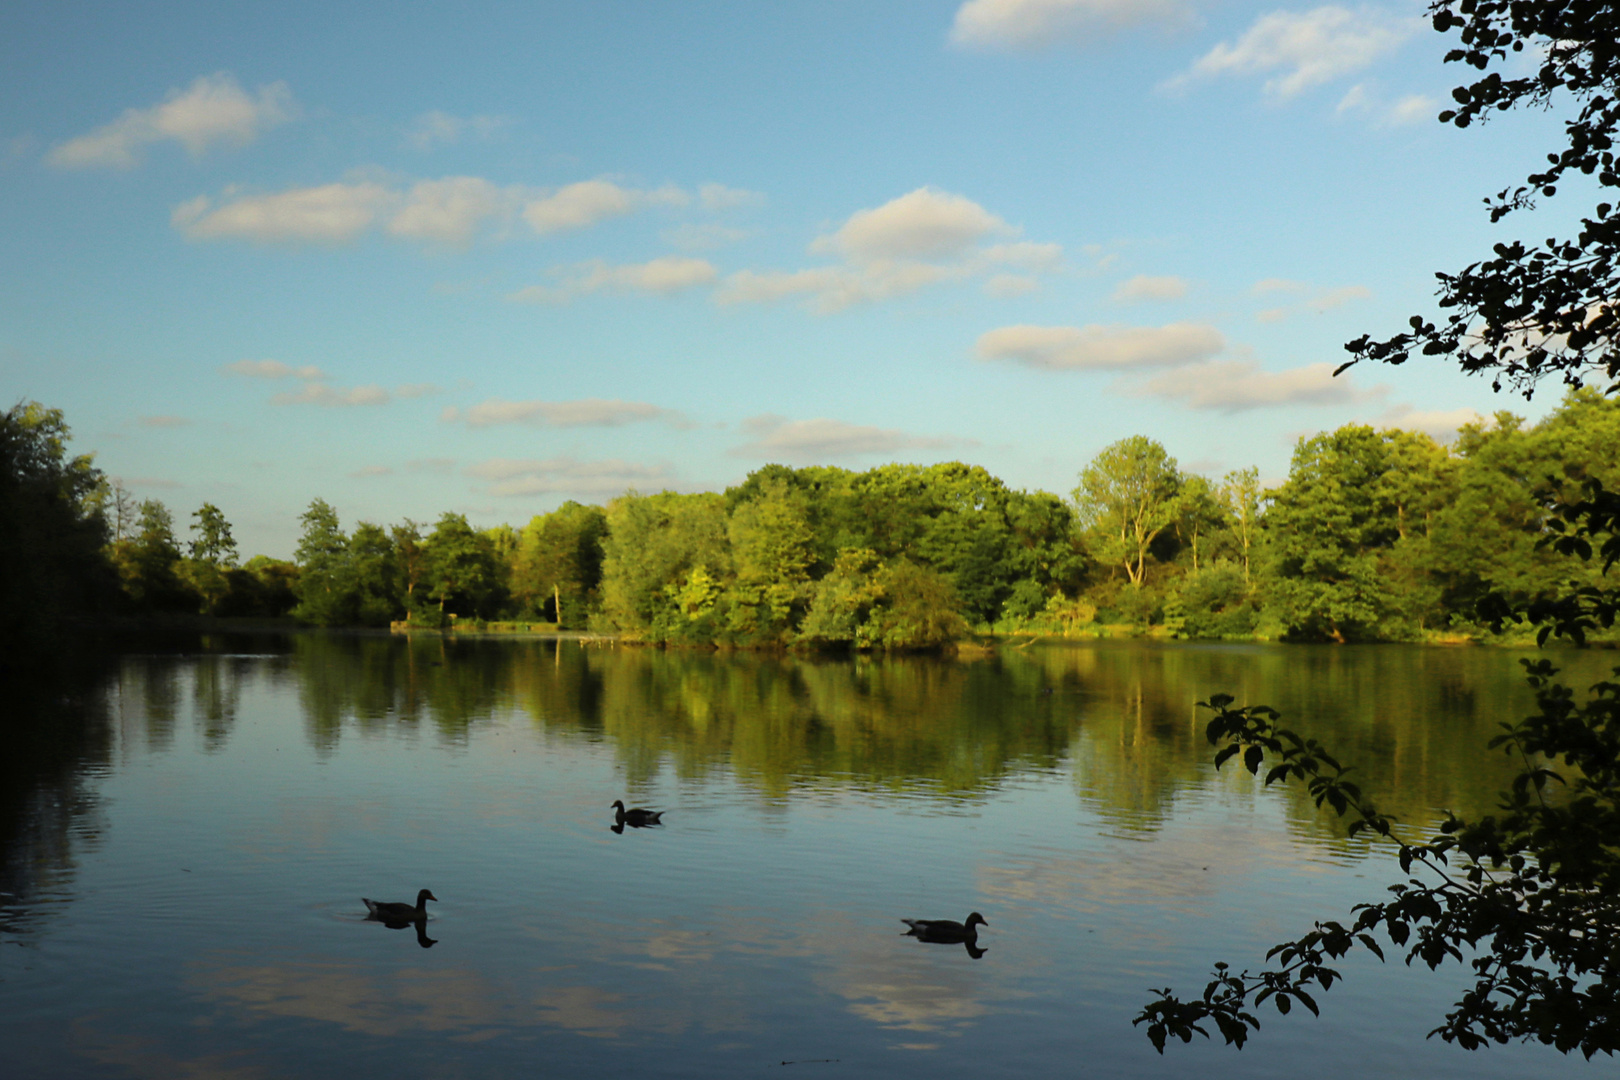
[950,0,1198,50]
[662,222,753,250]
[404,110,507,150]
[271,382,392,407]
[1112,274,1188,302]
[466,456,679,498]
[812,187,1013,263]
[49,73,294,168]
[732,415,959,462]
[985,273,1040,297]
[388,177,523,246]
[442,398,688,428]
[521,180,687,234]
[975,322,1224,370]
[1338,84,1439,126]
[718,190,1057,313]
[221,359,326,380]
[1386,93,1436,125]
[509,256,718,303]
[698,182,765,211]
[715,263,966,314]
[1252,281,1372,321]
[1313,284,1372,311]
[1131,359,1384,411]
[1169,6,1416,99]
[174,182,394,243]
[137,415,191,428]
[1380,405,1484,441]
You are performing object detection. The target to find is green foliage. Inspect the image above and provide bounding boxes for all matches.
[113,500,189,612]
[291,498,352,627]
[797,549,968,649]
[422,512,500,618]
[0,402,115,660]
[182,503,238,615]
[510,501,606,628]
[1137,480,1620,1058]
[1074,436,1182,589]
[1262,426,1449,641]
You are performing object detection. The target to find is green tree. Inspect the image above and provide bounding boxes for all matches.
[1219,467,1263,591]
[1074,436,1183,588]
[291,498,353,627]
[510,502,607,628]
[422,512,498,618]
[1263,426,1418,641]
[0,402,115,658]
[598,492,730,640]
[114,499,188,612]
[726,476,815,641]
[1174,474,1226,573]
[348,522,400,626]
[181,502,238,615]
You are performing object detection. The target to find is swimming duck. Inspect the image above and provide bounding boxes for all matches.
[612,800,664,827]
[363,889,437,922]
[901,912,988,943]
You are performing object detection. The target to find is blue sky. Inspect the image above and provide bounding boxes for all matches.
[0,0,1573,557]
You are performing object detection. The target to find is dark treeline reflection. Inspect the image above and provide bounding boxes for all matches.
[0,661,115,939]
[282,635,1602,832]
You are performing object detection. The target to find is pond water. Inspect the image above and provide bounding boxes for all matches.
[2,634,1616,1079]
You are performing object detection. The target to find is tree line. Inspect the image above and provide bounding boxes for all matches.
[3,388,1616,656]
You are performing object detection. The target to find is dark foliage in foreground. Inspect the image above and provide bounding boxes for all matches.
[1135,480,1620,1057]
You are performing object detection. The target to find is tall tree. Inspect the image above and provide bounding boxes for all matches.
[1219,467,1263,590]
[292,498,353,627]
[1073,436,1183,588]
[183,503,239,616]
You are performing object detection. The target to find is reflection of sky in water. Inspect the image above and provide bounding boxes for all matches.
[2,639,1616,1079]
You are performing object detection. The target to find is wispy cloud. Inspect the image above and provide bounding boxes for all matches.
[1379,405,1484,441]
[442,398,690,428]
[270,382,391,407]
[221,359,326,379]
[49,73,294,168]
[508,257,718,303]
[1166,6,1416,99]
[175,182,395,244]
[466,457,680,498]
[521,179,687,234]
[1250,280,1372,322]
[698,183,765,211]
[137,415,191,428]
[174,175,700,247]
[731,415,961,462]
[950,0,1199,50]
[976,322,1224,370]
[404,110,508,151]
[1111,274,1188,303]
[1128,359,1385,412]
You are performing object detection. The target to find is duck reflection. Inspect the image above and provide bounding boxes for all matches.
[901,912,988,959]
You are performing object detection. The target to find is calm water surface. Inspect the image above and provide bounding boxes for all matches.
[2,634,1616,1079]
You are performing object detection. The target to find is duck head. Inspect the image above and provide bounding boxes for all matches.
[417,889,438,906]
[964,912,988,930]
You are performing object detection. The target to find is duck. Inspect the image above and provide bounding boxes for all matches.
[363,889,437,923]
[901,912,988,943]
[612,800,664,827]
